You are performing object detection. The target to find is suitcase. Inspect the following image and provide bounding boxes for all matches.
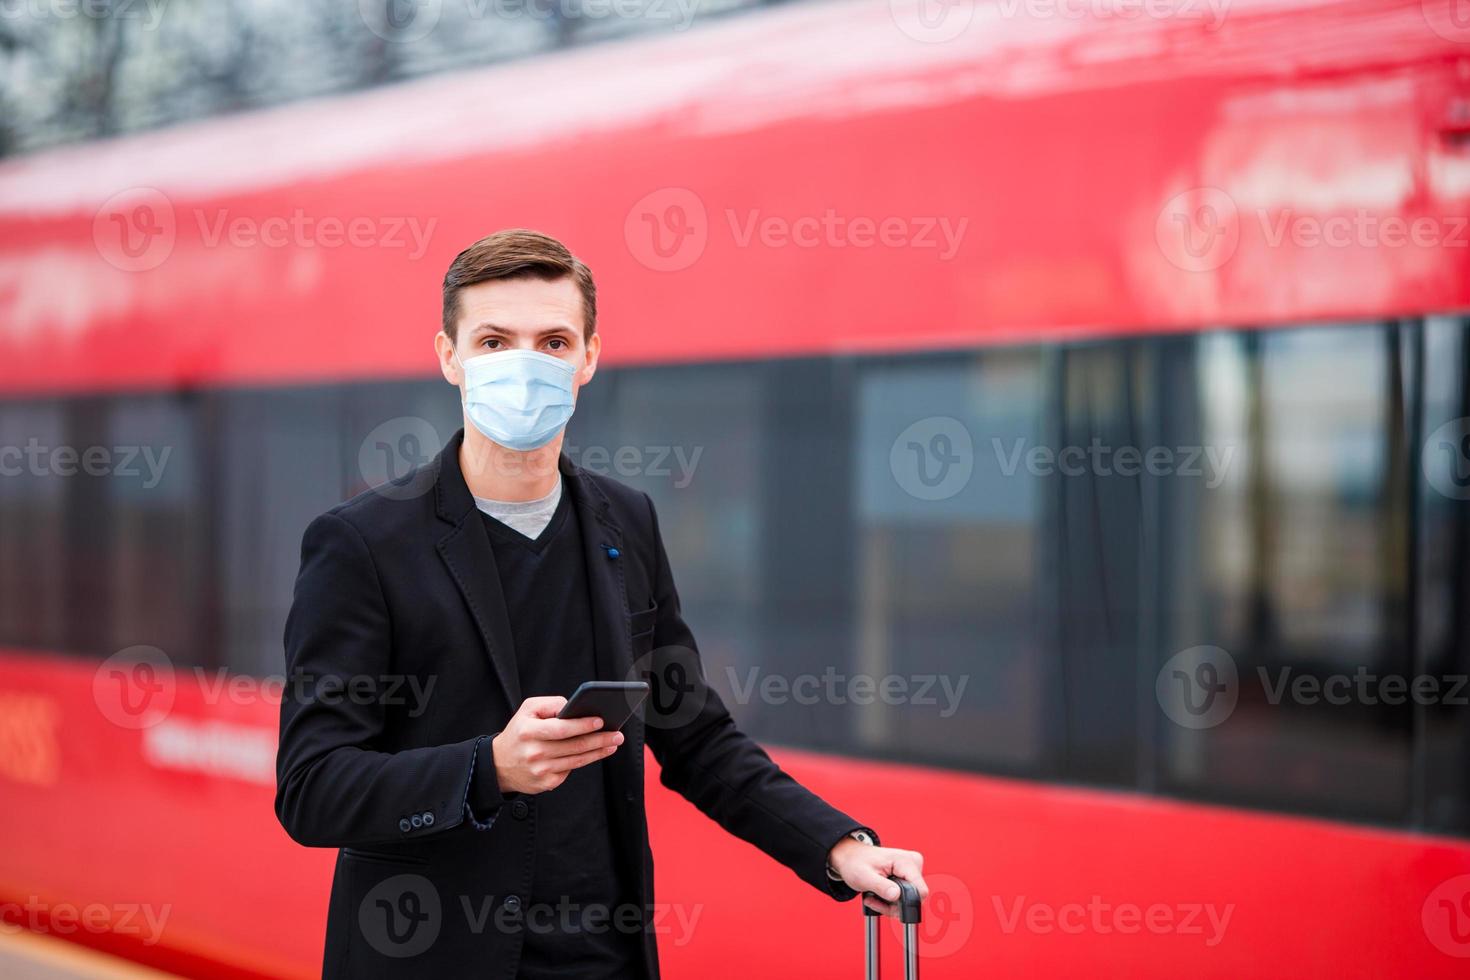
[864,876,923,979]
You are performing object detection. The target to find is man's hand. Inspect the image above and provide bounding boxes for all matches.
[492,696,624,795]
[828,838,928,917]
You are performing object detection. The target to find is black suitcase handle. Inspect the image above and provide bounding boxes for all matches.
[863,875,922,979]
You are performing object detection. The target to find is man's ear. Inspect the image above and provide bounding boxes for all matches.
[435,331,461,386]
[578,332,601,387]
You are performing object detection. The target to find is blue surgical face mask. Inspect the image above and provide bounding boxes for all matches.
[455,348,578,451]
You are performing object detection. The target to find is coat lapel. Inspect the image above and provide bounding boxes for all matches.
[560,453,647,895]
[433,431,521,716]
[561,454,634,686]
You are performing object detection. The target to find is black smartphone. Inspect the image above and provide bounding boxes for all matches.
[556,681,650,731]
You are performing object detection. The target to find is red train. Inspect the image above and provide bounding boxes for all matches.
[1,0,1469,976]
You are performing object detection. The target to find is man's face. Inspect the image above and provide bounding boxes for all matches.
[437,275,600,400]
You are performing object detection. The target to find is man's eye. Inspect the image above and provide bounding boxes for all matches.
[481,339,501,349]
[546,339,566,351]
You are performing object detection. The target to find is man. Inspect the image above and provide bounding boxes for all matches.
[275,229,927,978]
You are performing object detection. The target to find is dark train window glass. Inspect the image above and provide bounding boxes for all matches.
[212,387,348,678]
[1052,341,1156,788]
[102,396,207,666]
[1417,315,1470,837]
[853,350,1052,775]
[1157,324,1415,823]
[0,401,70,650]
[0,393,207,663]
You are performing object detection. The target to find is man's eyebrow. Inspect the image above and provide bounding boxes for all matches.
[466,322,578,337]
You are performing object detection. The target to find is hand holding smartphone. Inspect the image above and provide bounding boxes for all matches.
[493,686,647,795]
[556,680,650,732]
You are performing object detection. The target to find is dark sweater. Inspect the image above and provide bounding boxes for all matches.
[471,492,642,979]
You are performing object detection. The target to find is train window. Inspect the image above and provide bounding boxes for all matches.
[741,358,863,751]
[212,387,349,679]
[853,350,1053,775]
[1417,315,1470,837]
[0,393,208,663]
[0,401,70,651]
[102,395,208,667]
[1158,324,1416,824]
[1051,341,1158,788]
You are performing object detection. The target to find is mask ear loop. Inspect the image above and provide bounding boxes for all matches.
[451,349,471,400]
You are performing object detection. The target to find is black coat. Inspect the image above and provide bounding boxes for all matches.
[275,430,865,978]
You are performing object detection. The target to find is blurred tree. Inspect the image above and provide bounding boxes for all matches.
[0,23,17,155]
[0,0,745,158]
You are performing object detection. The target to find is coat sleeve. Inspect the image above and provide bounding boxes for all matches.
[638,493,868,900]
[275,511,499,846]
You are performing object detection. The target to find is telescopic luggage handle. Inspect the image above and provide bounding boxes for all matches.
[863,875,922,980]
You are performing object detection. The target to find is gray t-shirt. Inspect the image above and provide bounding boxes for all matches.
[472,476,562,539]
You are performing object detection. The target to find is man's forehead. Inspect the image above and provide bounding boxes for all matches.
[457,278,583,331]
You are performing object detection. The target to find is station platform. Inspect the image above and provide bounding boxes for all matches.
[0,929,177,980]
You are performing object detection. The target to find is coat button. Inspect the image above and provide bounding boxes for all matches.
[398,818,411,833]
[503,895,522,915]
[511,800,529,820]
[410,814,424,829]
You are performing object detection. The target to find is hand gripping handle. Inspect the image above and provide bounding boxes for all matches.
[863,875,921,979]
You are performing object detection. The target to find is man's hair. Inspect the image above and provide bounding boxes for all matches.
[441,229,597,342]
